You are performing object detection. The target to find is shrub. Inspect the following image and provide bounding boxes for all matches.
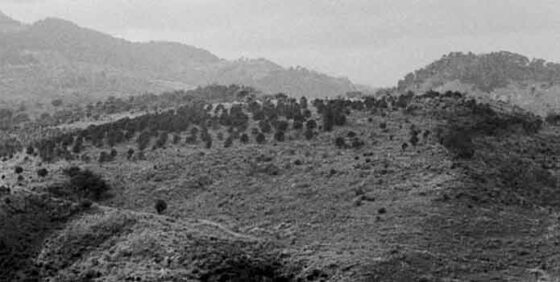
[351,138,365,149]
[98,151,112,163]
[409,134,419,146]
[14,166,23,174]
[127,148,135,160]
[240,134,249,144]
[155,199,167,214]
[37,168,48,177]
[545,112,560,126]
[334,137,346,149]
[401,143,409,151]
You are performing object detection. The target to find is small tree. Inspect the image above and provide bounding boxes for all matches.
[256,133,266,144]
[240,134,249,144]
[224,136,234,148]
[274,131,285,142]
[127,148,135,160]
[14,166,23,174]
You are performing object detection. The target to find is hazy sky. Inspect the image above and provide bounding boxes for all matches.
[2,0,560,86]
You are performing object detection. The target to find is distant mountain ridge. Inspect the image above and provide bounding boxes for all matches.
[0,12,357,104]
[397,51,560,115]
[0,10,23,33]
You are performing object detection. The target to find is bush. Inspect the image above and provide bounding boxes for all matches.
[63,166,81,177]
[304,130,314,140]
[224,136,234,148]
[14,166,23,174]
[98,151,112,163]
[37,168,48,177]
[274,131,285,142]
[155,199,167,214]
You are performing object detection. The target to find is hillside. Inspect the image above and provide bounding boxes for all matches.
[397,51,560,115]
[0,12,357,105]
[2,89,560,281]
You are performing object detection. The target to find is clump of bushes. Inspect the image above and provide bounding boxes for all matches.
[61,166,110,200]
[441,131,475,159]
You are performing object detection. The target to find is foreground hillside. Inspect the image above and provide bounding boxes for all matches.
[3,91,560,281]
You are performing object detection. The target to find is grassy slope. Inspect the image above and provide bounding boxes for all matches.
[4,95,560,281]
